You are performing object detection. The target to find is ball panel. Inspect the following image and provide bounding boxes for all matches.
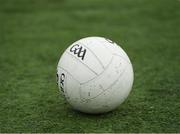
[80,55,128,100]
[66,42,104,75]
[102,62,134,108]
[79,37,113,68]
[65,71,82,107]
[58,52,97,84]
[57,67,85,111]
[75,62,133,114]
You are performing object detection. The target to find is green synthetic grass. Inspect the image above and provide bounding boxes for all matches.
[0,0,180,132]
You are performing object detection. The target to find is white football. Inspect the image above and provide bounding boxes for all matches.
[57,37,134,114]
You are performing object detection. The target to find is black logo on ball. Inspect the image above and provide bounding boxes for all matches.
[70,44,86,60]
[105,38,115,44]
[60,73,65,93]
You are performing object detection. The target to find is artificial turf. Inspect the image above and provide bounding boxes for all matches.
[0,0,180,132]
